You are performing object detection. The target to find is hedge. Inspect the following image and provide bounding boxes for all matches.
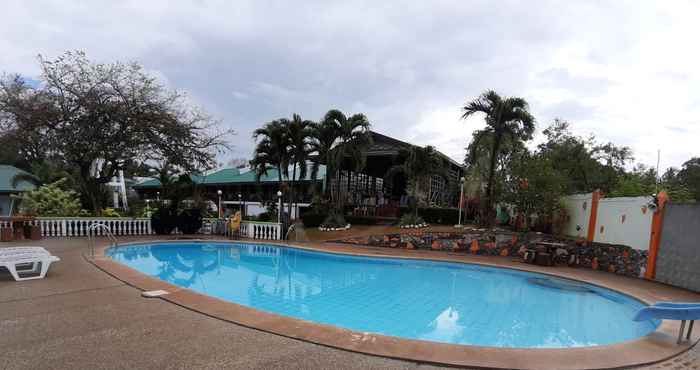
[301,213,326,227]
[399,207,460,225]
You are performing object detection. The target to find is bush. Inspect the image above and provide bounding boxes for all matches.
[301,212,327,227]
[17,178,82,216]
[177,208,203,234]
[399,207,460,225]
[345,215,378,225]
[399,213,425,226]
[321,212,347,228]
[151,207,177,235]
[101,207,121,217]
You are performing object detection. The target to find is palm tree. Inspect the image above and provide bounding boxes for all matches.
[251,119,290,194]
[309,118,340,200]
[385,145,448,218]
[316,109,372,213]
[284,114,314,218]
[462,90,535,227]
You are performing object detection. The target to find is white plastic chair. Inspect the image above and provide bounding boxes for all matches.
[0,247,50,255]
[0,252,60,281]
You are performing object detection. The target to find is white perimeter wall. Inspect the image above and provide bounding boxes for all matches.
[594,196,653,251]
[562,193,592,239]
[562,194,653,250]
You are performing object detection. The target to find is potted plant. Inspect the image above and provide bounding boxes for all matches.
[0,225,12,242]
[25,223,42,240]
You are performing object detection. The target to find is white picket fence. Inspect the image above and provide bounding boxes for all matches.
[0,217,282,240]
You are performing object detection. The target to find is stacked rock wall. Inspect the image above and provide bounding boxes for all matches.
[336,229,648,278]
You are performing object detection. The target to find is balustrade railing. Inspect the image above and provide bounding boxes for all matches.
[206,219,282,240]
[2,217,282,240]
[33,217,153,237]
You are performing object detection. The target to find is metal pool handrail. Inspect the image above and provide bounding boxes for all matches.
[87,223,118,258]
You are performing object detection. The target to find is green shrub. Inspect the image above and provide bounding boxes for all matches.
[301,212,327,227]
[101,207,121,217]
[177,208,203,234]
[321,212,347,228]
[345,215,378,225]
[399,207,459,225]
[399,213,425,226]
[151,207,177,235]
[17,178,82,216]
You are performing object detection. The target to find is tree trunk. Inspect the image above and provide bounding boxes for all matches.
[483,132,503,228]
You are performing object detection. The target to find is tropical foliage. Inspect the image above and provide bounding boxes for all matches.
[462,90,535,227]
[251,109,372,227]
[385,145,448,217]
[16,178,82,217]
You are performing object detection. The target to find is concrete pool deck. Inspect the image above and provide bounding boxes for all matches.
[2,237,699,369]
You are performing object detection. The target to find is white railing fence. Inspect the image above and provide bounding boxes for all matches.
[1,217,282,240]
[209,219,283,240]
[34,218,153,237]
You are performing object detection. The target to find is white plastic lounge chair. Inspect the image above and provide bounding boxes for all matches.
[0,247,50,255]
[0,252,60,281]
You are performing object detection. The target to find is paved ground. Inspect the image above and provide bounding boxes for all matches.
[1,237,698,369]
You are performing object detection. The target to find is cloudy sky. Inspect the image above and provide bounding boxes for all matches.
[2,1,699,170]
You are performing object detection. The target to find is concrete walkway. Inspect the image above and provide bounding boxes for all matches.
[1,238,698,369]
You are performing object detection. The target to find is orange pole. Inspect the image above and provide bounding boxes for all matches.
[586,190,601,242]
[645,191,668,280]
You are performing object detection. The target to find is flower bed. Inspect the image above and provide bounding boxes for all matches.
[334,228,648,278]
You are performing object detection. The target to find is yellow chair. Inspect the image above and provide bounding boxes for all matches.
[229,211,241,238]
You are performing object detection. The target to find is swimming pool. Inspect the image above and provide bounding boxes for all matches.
[108,242,658,348]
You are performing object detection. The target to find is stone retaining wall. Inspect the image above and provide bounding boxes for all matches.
[335,229,648,278]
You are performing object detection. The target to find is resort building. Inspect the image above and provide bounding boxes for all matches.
[133,130,464,219]
[0,165,36,217]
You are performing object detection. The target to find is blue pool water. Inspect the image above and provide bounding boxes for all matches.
[108,242,659,348]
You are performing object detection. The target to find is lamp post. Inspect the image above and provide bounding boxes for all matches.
[237,193,242,216]
[217,189,223,219]
[277,190,282,223]
[156,191,160,201]
[457,177,466,228]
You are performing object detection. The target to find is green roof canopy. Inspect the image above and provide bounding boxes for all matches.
[0,165,37,193]
[133,164,326,189]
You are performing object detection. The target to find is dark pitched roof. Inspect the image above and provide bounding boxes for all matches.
[367,131,463,168]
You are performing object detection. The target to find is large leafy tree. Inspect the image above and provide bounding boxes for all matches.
[538,120,632,194]
[0,51,230,213]
[502,152,567,232]
[678,157,700,201]
[385,145,448,217]
[461,90,535,227]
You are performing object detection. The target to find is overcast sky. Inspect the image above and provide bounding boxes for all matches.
[2,1,699,170]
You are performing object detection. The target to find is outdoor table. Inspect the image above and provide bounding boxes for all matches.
[523,241,568,266]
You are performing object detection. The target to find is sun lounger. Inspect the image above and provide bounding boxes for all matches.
[0,247,50,255]
[634,302,700,344]
[0,252,60,281]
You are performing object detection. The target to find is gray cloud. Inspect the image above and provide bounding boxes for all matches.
[1,0,699,168]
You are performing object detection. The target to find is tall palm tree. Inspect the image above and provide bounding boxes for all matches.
[309,118,340,200]
[462,90,535,227]
[251,119,289,188]
[385,145,448,218]
[318,109,372,213]
[284,114,314,218]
